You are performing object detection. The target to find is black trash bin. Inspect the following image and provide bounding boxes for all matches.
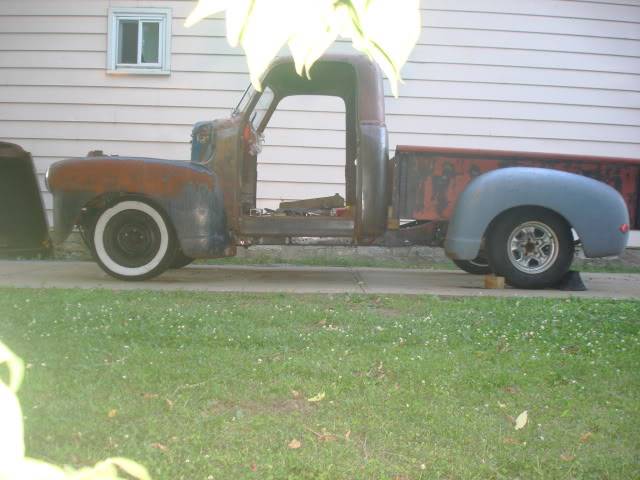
[0,142,52,258]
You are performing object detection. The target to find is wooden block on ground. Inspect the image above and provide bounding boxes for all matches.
[484,274,505,289]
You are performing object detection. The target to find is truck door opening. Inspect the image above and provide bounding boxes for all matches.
[238,62,359,240]
[257,94,347,212]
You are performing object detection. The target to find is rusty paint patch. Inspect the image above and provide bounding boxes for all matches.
[396,149,640,228]
[48,157,214,198]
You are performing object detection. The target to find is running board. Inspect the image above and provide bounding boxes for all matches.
[239,216,354,237]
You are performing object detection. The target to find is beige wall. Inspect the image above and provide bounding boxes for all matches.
[1,0,639,218]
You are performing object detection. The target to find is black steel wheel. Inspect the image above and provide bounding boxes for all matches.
[91,199,176,280]
[453,256,491,275]
[486,207,574,289]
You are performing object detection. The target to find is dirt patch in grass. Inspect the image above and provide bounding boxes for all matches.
[204,397,313,417]
[371,306,402,318]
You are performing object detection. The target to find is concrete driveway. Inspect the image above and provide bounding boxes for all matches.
[0,260,638,299]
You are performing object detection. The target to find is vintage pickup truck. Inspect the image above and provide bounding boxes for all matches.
[47,54,637,288]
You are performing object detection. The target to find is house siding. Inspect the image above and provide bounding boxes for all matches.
[0,0,639,218]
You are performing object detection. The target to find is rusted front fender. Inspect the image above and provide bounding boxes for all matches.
[47,156,231,258]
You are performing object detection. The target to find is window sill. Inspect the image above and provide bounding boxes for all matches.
[107,69,170,76]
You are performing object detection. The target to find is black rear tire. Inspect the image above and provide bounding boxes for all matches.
[170,250,194,269]
[453,256,491,275]
[486,207,574,289]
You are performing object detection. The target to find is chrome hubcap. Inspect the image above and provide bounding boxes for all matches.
[507,221,558,274]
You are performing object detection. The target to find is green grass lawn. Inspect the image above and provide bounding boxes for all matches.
[1,289,639,479]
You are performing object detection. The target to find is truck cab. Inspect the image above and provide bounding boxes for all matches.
[193,54,390,245]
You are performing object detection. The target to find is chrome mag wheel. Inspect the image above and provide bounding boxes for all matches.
[507,221,559,274]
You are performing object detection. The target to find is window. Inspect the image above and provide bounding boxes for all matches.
[251,87,275,129]
[107,8,171,74]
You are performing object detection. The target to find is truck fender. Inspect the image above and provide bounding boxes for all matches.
[444,167,629,260]
[47,157,231,258]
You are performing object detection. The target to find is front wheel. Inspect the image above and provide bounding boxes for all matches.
[486,208,574,289]
[91,199,176,281]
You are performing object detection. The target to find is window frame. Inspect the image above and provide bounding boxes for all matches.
[107,7,172,75]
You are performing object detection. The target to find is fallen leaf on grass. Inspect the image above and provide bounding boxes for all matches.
[345,430,351,441]
[504,386,519,395]
[165,398,174,409]
[318,429,337,442]
[563,345,580,355]
[307,392,325,402]
[496,339,510,353]
[151,442,168,452]
[288,439,302,449]
[497,401,507,409]
[108,409,118,418]
[250,463,257,472]
[142,393,159,399]
[291,390,301,399]
[560,453,576,462]
[515,410,528,430]
[580,431,593,443]
[503,436,523,445]
[305,426,337,442]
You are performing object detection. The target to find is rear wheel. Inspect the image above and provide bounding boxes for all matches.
[91,199,176,280]
[170,250,194,269]
[486,208,574,289]
[453,256,491,275]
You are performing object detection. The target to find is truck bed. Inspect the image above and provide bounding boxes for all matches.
[392,145,640,230]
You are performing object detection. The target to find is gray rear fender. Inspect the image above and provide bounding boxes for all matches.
[444,167,630,260]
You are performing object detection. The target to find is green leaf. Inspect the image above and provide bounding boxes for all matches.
[0,339,24,393]
[104,458,152,480]
[185,0,421,97]
[0,384,25,466]
[4,458,66,480]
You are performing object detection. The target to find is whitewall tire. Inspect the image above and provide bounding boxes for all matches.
[92,199,176,280]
